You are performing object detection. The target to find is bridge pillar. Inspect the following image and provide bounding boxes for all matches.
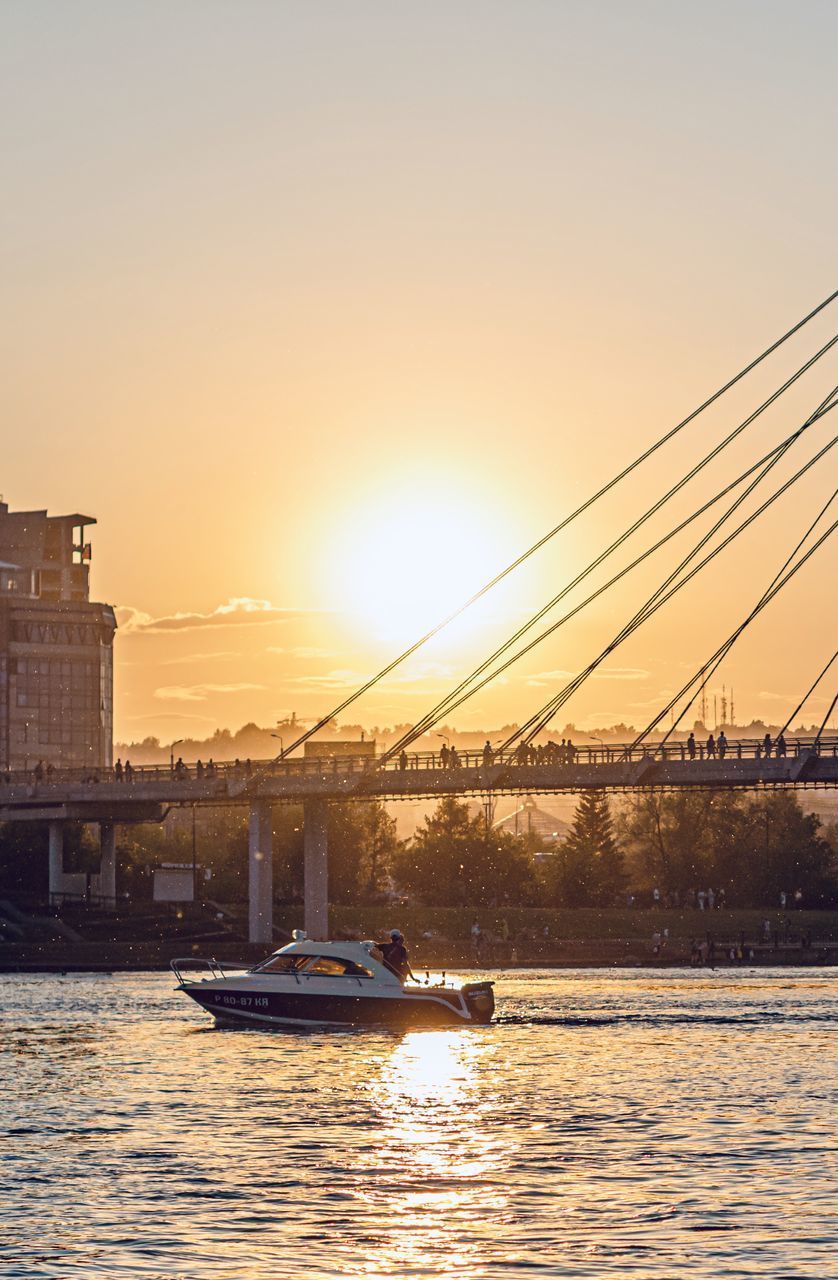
[99,823,117,910]
[48,822,64,905]
[248,799,273,945]
[304,799,329,940]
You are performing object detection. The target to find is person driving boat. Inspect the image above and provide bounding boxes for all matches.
[375,929,415,983]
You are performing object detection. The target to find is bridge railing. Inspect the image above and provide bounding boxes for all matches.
[2,735,836,790]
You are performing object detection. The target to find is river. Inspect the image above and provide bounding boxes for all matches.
[3,968,836,1279]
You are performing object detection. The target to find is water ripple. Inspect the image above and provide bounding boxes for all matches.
[2,967,837,1278]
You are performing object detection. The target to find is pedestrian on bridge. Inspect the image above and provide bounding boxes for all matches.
[440,743,450,769]
[482,740,495,768]
[398,750,408,771]
[706,734,716,759]
[763,733,772,759]
[777,733,787,757]
[114,758,123,781]
[687,732,696,759]
[718,731,728,759]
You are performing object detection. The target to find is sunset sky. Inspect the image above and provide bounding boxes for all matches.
[3,1,836,745]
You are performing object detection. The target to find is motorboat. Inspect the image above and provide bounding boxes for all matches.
[171,934,495,1029]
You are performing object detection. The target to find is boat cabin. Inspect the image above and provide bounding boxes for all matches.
[250,939,403,985]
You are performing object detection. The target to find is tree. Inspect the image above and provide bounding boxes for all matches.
[268,800,401,905]
[328,803,401,904]
[548,791,626,906]
[737,793,836,908]
[620,789,838,907]
[393,797,536,906]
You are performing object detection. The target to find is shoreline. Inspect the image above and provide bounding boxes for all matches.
[2,946,835,974]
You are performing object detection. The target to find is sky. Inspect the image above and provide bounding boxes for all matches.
[2,0,836,746]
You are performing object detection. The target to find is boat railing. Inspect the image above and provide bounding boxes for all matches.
[169,956,249,984]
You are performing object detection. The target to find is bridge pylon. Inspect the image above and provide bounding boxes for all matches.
[304,799,329,940]
[248,799,273,945]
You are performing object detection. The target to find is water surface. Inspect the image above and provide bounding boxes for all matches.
[3,968,836,1278]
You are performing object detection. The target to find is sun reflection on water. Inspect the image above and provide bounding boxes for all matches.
[349,1030,510,1277]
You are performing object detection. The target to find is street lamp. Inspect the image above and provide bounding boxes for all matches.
[271,732,285,757]
[170,739,183,774]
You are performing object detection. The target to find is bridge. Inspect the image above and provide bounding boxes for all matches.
[3,295,837,944]
[2,736,836,943]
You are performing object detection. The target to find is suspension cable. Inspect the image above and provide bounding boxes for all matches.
[381,410,829,761]
[815,690,838,743]
[502,427,838,749]
[380,348,838,761]
[632,490,837,748]
[777,650,838,739]
[271,292,838,762]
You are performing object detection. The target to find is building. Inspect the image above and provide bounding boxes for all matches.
[0,501,116,773]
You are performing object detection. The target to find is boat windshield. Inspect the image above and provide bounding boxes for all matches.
[251,954,311,974]
[305,956,374,977]
[251,952,374,977]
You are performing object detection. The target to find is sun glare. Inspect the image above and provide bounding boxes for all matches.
[328,485,509,644]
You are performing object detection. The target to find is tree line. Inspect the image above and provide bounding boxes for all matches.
[1,788,836,909]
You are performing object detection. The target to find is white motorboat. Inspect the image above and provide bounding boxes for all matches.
[171,935,495,1029]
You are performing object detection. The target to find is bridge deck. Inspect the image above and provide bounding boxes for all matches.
[1,739,836,821]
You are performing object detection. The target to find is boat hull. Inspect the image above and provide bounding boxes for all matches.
[181,980,494,1029]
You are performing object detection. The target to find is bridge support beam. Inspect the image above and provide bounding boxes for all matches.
[99,823,117,910]
[48,821,65,904]
[304,799,329,940]
[248,799,273,945]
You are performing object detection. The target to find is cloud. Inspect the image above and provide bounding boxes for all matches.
[117,598,313,634]
[266,645,337,659]
[627,690,678,711]
[160,650,242,666]
[286,669,369,692]
[154,682,267,702]
[526,666,649,687]
[285,660,455,693]
[123,711,216,723]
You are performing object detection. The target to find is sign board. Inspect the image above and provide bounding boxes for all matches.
[153,867,194,902]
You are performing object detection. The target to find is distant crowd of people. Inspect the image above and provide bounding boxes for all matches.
[685,730,788,760]
[6,729,820,790]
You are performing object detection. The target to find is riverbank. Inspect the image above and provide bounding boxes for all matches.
[2,904,835,972]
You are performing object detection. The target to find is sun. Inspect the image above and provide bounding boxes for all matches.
[327,482,509,645]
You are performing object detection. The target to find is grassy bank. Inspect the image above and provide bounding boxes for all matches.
[2,905,835,972]
[292,905,838,947]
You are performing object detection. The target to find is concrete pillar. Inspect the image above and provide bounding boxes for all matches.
[48,822,64,905]
[304,799,329,940]
[99,823,116,910]
[248,799,273,945]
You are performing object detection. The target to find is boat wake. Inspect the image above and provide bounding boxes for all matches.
[495,1010,838,1027]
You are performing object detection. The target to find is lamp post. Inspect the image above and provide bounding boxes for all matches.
[590,734,603,762]
[271,732,285,759]
[170,739,183,775]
